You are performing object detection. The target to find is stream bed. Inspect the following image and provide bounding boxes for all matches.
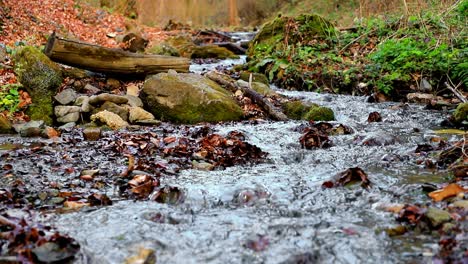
[24,91,461,263]
[1,51,464,263]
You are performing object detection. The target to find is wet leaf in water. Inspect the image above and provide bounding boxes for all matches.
[150,186,185,205]
[396,204,426,225]
[322,167,371,188]
[367,111,382,122]
[428,183,466,202]
[87,193,112,206]
[299,128,332,149]
[245,235,269,252]
[124,247,156,264]
[128,175,159,199]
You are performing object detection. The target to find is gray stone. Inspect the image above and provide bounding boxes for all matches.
[128,107,155,124]
[91,110,129,130]
[58,122,76,130]
[425,207,452,227]
[83,127,101,141]
[57,112,80,123]
[420,78,432,92]
[83,84,101,94]
[124,95,143,107]
[89,93,128,105]
[54,88,78,105]
[98,101,128,121]
[75,96,93,112]
[407,93,442,104]
[55,106,81,117]
[133,119,161,126]
[13,120,45,133]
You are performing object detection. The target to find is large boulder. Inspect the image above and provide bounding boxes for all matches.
[141,72,243,124]
[14,46,63,125]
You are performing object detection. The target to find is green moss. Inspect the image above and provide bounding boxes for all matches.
[0,114,13,134]
[452,103,468,124]
[191,45,239,59]
[142,73,243,124]
[14,46,62,125]
[303,105,335,121]
[282,101,313,120]
[164,36,196,58]
[282,100,334,121]
[147,44,180,57]
[239,72,269,85]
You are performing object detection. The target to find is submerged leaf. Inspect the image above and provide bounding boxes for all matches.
[428,183,466,202]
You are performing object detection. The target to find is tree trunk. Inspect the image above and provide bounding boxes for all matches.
[44,33,190,77]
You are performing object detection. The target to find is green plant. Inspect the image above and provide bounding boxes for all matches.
[0,83,22,114]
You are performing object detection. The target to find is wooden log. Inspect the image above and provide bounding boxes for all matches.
[206,71,288,121]
[44,32,190,76]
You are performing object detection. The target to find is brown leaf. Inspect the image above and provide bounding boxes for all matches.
[428,183,466,202]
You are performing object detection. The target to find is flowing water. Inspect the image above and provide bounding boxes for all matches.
[50,90,457,264]
[1,54,461,263]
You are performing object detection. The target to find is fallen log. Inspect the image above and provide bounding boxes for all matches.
[205,71,288,121]
[44,32,190,76]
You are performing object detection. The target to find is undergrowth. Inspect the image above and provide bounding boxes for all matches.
[247,0,467,98]
[0,83,21,114]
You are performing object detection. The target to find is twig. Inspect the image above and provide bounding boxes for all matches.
[338,29,376,54]
[445,79,467,103]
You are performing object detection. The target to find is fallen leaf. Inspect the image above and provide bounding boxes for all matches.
[428,183,466,202]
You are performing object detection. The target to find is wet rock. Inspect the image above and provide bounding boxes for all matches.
[57,112,80,123]
[192,160,214,171]
[133,119,161,126]
[367,92,388,103]
[54,88,78,105]
[283,101,335,121]
[75,96,93,112]
[83,127,102,141]
[407,93,442,104]
[58,122,76,130]
[32,242,79,263]
[451,102,468,125]
[89,93,128,105]
[126,84,140,96]
[141,72,243,124]
[13,120,45,137]
[239,71,269,85]
[83,83,101,94]
[147,43,180,57]
[354,133,397,146]
[425,207,452,228]
[0,114,13,134]
[128,107,155,124]
[106,78,120,90]
[191,45,239,59]
[384,225,407,236]
[419,78,432,92]
[14,46,63,125]
[91,110,129,130]
[98,101,128,121]
[55,105,81,117]
[124,248,156,264]
[450,200,468,210]
[237,80,275,96]
[124,95,144,107]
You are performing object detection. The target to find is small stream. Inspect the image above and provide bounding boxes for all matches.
[51,90,455,263]
[0,52,461,263]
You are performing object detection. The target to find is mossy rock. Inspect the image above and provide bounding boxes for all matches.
[452,102,468,124]
[13,46,62,125]
[0,114,13,134]
[304,105,335,121]
[282,100,335,121]
[239,72,269,85]
[147,43,180,57]
[141,72,243,124]
[163,35,196,58]
[247,13,335,59]
[191,45,239,59]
